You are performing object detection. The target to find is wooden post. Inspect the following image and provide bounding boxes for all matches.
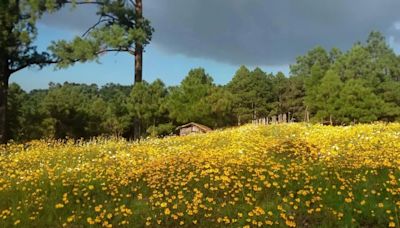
[304,106,308,122]
[272,115,277,124]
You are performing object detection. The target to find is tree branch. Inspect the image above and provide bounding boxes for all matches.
[82,16,108,37]
[64,0,104,5]
[128,0,136,7]
[10,47,134,74]
[9,59,59,74]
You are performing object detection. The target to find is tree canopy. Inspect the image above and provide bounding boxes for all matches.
[0,0,153,143]
[5,31,400,142]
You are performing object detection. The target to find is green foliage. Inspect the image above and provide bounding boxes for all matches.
[146,123,175,137]
[280,75,305,121]
[270,71,288,116]
[128,79,169,136]
[49,0,153,68]
[336,79,383,124]
[313,70,343,123]
[227,66,274,124]
[166,68,214,126]
[0,0,62,74]
[43,83,98,138]
[100,84,131,136]
[7,83,27,141]
[6,31,400,142]
[296,31,400,123]
[290,46,330,78]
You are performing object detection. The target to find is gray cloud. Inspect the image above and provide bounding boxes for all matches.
[41,5,97,34]
[40,0,400,66]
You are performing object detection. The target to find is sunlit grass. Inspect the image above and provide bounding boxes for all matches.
[1,123,400,227]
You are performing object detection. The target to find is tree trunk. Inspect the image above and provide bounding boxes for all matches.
[133,0,143,140]
[134,45,143,83]
[134,0,143,84]
[0,73,9,144]
[133,118,141,140]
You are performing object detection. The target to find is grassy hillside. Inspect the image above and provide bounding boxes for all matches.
[1,124,400,227]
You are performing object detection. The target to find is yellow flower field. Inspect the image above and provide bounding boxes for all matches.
[1,123,400,227]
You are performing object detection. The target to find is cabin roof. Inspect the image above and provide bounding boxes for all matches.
[176,122,212,132]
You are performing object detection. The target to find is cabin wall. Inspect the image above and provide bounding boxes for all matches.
[179,126,204,136]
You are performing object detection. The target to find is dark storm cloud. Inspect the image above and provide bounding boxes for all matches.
[41,5,97,34]
[40,0,400,66]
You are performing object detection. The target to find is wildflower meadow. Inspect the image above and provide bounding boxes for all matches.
[1,123,400,227]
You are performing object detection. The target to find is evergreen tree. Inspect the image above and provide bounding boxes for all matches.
[228,66,273,125]
[50,0,153,84]
[281,76,306,121]
[0,0,62,143]
[128,79,168,138]
[337,79,383,124]
[304,62,325,115]
[7,83,28,141]
[270,72,288,116]
[166,68,215,126]
[314,70,343,124]
[290,46,330,78]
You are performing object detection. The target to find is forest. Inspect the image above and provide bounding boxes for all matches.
[6,31,400,142]
[2,1,400,227]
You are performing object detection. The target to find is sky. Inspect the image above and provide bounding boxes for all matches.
[11,0,400,91]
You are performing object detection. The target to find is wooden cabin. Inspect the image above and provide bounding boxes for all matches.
[176,122,212,136]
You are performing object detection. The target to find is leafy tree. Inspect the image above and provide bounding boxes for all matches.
[99,83,132,102]
[289,46,331,122]
[7,83,28,141]
[166,68,214,126]
[0,0,62,143]
[128,79,168,138]
[336,79,383,124]
[50,0,153,83]
[376,81,400,121]
[227,66,273,125]
[43,83,98,138]
[48,0,154,140]
[99,84,131,136]
[20,89,50,140]
[365,31,400,84]
[270,72,288,116]
[334,45,373,82]
[290,46,330,78]
[314,70,343,124]
[304,62,325,115]
[146,123,175,138]
[281,75,306,121]
[205,86,235,128]
[329,47,343,64]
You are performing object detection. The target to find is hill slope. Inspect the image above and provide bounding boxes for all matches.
[1,124,400,227]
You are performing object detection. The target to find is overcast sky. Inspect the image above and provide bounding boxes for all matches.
[12,0,400,90]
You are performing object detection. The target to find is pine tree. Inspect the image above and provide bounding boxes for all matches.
[0,0,63,143]
[50,0,153,84]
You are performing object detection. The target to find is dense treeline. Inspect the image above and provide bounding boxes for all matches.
[7,32,400,141]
